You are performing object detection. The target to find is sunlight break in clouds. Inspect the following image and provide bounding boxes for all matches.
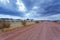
[16,0,27,12]
[0,0,10,5]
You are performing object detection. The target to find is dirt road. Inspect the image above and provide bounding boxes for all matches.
[0,22,60,40]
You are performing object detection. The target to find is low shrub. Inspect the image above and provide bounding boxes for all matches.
[3,22,10,28]
[21,20,26,26]
[35,21,39,23]
[0,22,10,29]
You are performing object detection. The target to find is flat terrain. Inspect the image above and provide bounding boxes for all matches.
[0,22,60,40]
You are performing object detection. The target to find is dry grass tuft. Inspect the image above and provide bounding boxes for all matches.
[35,21,39,23]
[21,20,26,26]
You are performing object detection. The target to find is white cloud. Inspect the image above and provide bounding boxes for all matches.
[16,0,27,12]
[0,0,10,5]
[0,14,24,19]
[25,13,30,18]
[32,6,38,10]
[24,6,41,18]
[35,14,60,20]
[46,14,60,20]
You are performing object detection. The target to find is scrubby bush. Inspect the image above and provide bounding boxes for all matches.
[0,22,10,29]
[35,21,39,23]
[3,22,10,28]
[53,21,57,22]
[26,19,29,20]
[0,23,4,29]
[21,20,26,26]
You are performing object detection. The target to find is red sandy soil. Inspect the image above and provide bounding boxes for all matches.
[0,22,60,40]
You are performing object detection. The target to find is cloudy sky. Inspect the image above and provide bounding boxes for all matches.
[0,0,60,20]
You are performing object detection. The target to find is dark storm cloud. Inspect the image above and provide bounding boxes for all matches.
[23,0,60,16]
[0,7,23,17]
[41,0,60,16]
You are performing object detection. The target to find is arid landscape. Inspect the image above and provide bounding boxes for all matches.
[0,18,60,40]
[0,18,36,32]
[0,0,60,40]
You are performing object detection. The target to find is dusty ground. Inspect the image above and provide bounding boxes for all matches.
[0,22,60,40]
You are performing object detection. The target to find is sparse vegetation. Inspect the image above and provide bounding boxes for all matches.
[53,21,60,24]
[53,21,57,22]
[21,20,26,26]
[0,21,10,29]
[2,22,10,28]
[35,21,39,23]
[0,18,35,32]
